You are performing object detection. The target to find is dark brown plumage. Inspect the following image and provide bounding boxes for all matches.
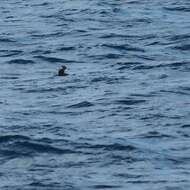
[58,65,68,76]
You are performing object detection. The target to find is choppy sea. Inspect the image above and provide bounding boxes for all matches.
[0,0,190,189]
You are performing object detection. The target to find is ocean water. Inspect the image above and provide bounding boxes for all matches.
[0,0,190,189]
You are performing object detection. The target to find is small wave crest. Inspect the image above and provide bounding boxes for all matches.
[77,143,138,152]
[0,50,22,57]
[173,44,190,51]
[34,55,75,63]
[6,59,35,64]
[67,101,94,108]
[102,43,145,52]
[0,37,16,43]
[115,99,146,106]
[164,6,190,12]
[133,61,189,70]
[0,135,76,159]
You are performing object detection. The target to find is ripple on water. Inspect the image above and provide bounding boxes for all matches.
[92,185,122,189]
[0,135,77,159]
[173,44,190,51]
[138,131,173,139]
[34,55,75,63]
[168,33,190,41]
[57,46,76,51]
[1,0,190,189]
[7,59,35,64]
[0,37,16,43]
[164,6,190,12]
[101,43,145,52]
[115,99,146,106]
[67,101,94,108]
[133,61,189,70]
[0,50,23,57]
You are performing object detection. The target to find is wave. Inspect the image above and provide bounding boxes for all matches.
[168,33,190,41]
[130,92,156,98]
[104,53,122,59]
[100,33,135,39]
[117,61,143,70]
[34,55,75,63]
[0,76,19,79]
[67,101,94,108]
[0,37,16,43]
[92,185,122,189]
[164,6,190,12]
[23,87,66,93]
[91,76,121,84]
[31,32,63,39]
[133,61,189,70]
[0,50,22,57]
[173,44,190,51]
[0,135,29,143]
[115,99,146,105]
[102,44,145,52]
[181,124,190,128]
[77,143,138,152]
[138,131,173,139]
[57,46,76,51]
[6,59,35,64]
[0,135,77,158]
[31,2,50,7]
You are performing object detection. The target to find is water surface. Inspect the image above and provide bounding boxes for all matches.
[0,0,190,189]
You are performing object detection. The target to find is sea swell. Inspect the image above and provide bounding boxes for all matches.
[0,0,190,189]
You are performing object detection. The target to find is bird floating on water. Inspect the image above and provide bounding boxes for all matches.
[58,65,68,76]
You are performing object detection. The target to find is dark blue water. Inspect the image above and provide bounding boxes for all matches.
[1,0,190,189]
